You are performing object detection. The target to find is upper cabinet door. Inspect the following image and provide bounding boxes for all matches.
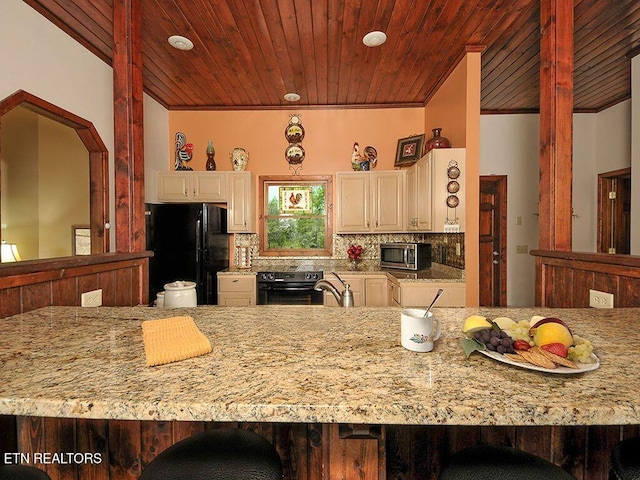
[371,171,405,232]
[227,172,256,233]
[193,172,226,201]
[157,171,191,201]
[336,173,370,232]
[416,154,433,231]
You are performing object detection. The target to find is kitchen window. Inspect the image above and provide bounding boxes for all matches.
[259,175,333,256]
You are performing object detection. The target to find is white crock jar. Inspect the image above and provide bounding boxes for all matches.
[163,281,197,308]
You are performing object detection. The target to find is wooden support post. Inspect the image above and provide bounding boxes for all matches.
[538,0,574,251]
[112,0,145,253]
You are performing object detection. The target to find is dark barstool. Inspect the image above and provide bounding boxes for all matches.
[0,465,52,480]
[610,437,640,480]
[139,428,283,480]
[439,445,576,480]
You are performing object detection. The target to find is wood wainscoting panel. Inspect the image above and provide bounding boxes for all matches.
[532,250,640,307]
[76,418,110,480]
[10,418,637,480]
[0,253,151,318]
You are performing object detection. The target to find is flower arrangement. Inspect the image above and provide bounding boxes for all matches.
[347,244,363,260]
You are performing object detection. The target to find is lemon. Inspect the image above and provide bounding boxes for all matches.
[462,315,492,333]
[493,316,516,330]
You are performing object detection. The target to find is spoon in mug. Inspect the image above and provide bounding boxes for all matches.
[423,288,444,317]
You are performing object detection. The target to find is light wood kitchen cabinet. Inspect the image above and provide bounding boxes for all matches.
[335,171,405,233]
[364,275,389,306]
[406,154,433,231]
[157,171,226,202]
[323,274,365,306]
[155,171,255,233]
[387,277,466,307]
[217,274,256,306]
[227,171,256,233]
[323,274,388,306]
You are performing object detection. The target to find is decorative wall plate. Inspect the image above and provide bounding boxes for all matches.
[446,195,460,208]
[447,180,460,193]
[447,165,461,179]
[285,144,305,164]
[285,123,305,143]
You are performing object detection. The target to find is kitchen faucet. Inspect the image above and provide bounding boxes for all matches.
[314,272,354,308]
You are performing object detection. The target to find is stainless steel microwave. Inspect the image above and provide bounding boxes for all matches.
[380,242,432,271]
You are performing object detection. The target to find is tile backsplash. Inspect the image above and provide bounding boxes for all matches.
[233,232,465,270]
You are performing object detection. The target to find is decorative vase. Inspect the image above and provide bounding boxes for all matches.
[205,140,216,171]
[349,259,362,271]
[425,128,451,152]
[230,147,249,171]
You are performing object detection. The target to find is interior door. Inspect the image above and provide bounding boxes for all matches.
[479,176,507,306]
[598,168,631,254]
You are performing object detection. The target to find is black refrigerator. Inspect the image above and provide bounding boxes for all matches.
[145,203,229,305]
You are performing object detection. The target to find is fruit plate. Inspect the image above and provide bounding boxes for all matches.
[478,350,600,374]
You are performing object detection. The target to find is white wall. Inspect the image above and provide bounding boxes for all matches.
[572,114,597,252]
[0,0,115,247]
[144,96,170,204]
[481,103,631,305]
[1,0,171,247]
[480,114,540,306]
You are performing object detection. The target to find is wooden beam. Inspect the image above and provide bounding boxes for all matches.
[112,0,145,252]
[538,0,574,251]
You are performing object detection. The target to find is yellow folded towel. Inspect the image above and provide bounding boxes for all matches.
[142,316,212,366]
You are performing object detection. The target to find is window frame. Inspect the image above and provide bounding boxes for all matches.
[259,175,333,257]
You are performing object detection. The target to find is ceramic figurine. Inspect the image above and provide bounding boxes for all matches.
[174,132,193,170]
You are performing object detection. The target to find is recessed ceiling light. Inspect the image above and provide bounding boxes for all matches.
[168,35,193,51]
[363,31,387,47]
[284,93,301,102]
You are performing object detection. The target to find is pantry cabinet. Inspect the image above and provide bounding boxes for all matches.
[335,171,405,233]
[387,277,466,307]
[406,154,433,231]
[227,171,255,233]
[157,171,226,202]
[217,274,256,306]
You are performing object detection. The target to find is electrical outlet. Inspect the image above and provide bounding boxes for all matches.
[516,244,528,254]
[589,289,614,309]
[81,289,102,307]
[455,243,461,256]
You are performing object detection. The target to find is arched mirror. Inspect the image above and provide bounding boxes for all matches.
[0,90,108,262]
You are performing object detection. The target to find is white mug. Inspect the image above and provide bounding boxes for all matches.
[400,309,442,352]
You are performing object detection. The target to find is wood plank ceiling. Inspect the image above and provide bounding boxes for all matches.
[24,0,640,113]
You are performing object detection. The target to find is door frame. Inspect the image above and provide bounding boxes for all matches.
[597,167,631,254]
[479,175,508,306]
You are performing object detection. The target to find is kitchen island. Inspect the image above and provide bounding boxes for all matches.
[1,306,638,479]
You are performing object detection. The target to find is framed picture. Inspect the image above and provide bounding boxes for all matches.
[279,186,312,214]
[394,134,425,167]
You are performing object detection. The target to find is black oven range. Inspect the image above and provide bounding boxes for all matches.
[256,267,324,305]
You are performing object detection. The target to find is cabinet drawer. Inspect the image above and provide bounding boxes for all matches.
[218,276,256,292]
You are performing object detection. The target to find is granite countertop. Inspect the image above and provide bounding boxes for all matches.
[220,262,465,283]
[1,306,638,426]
